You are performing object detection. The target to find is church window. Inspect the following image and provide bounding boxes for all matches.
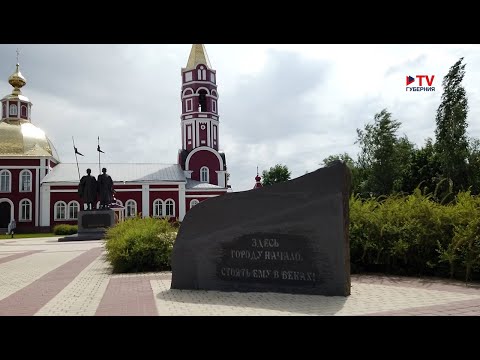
[20,170,32,192]
[190,199,199,209]
[153,199,164,217]
[200,167,209,183]
[54,201,67,220]
[19,199,32,221]
[0,170,11,192]
[212,99,217,113]
[165,199,175,217]
[126,200,137,218]
[185,72,193,82]
[68,201,79,219]
[9,104,17,116]
[210,73,215,83]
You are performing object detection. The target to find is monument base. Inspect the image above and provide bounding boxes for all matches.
[58,209,115,242]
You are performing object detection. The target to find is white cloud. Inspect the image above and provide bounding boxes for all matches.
[1,44,479,192]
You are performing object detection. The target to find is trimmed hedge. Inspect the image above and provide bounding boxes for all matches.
[53,224,78,235]
[104,217,177,273]
[350,190,480,281]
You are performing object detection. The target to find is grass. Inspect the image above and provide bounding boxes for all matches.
[0,233,56,240]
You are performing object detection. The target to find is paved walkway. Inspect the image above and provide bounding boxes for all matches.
[1,237,479,316]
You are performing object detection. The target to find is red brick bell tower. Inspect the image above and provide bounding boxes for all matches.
[177,44,227,188]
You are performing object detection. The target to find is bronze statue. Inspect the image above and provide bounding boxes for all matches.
[98,167,114,209]
[78,168,97,210]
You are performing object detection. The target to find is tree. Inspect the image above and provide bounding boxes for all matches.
[434,57,469,193]
[322,153,355,168]
[356,109,404,197]
[467,138,480,194]
[261,164,291,186]
[408,138,441,195]
[392,136,416,193]
[322,153,363,194]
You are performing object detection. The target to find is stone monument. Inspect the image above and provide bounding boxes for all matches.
[171,161,351,296]
[58,168,115,242]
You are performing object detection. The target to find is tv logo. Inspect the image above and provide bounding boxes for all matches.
[406,75,435,91]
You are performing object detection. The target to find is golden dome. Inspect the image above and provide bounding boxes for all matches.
[0,121,60,159]
[8,64,26,95]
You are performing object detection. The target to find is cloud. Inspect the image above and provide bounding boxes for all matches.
[1,44,480,194]
[385,54,427,77]
[221,49,331,143]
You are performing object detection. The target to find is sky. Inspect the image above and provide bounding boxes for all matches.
[0,44,479,192]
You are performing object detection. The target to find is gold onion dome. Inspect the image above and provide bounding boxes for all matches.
[8,63,26,95]
[0,62,59,160]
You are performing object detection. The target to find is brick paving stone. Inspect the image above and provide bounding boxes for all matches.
[96,276,158,316]
[2,238,480,316]
[0,251,84,302]
[36,252,111,316]
[0,250,42,265]
[0,247,102,316]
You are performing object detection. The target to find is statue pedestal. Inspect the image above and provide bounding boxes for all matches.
[58,209,115,242]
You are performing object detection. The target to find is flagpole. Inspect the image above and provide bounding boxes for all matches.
[72,137,80,181]
[98,136,101,174]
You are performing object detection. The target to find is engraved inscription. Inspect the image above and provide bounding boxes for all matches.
[217,233,323,286]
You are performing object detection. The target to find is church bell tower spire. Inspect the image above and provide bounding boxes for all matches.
[177,44,228,189]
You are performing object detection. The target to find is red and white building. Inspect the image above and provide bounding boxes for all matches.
[0,44,230,232]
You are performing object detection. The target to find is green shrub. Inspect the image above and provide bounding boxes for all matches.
[349,190,480,281]
[53,224,78,235]
[104,217,177,273]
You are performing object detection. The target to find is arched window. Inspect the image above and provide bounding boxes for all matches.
[54,201,67,220]
[198,89,207,112]
[0,170,11,192]
[21,105,27,118]
[68,201,80,220]
[165,199,175,217]
[19,199,32,221]
[9,103,17,116]
[190,199,199,209]
[2,103,6,117]
[125,199,137,218]
[19,170,32,192]
[200,167,209,183]
[153,199,164,217]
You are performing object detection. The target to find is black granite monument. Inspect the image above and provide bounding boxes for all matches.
[171,161,351,296]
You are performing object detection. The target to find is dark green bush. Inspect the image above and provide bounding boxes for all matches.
[104,217,177,273]
[53,224,78,235]
[350,190,480,281]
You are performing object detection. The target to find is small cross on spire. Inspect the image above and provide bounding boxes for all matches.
[16,48,20,64]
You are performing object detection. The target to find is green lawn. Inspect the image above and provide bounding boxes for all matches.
[0,233,56,240]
